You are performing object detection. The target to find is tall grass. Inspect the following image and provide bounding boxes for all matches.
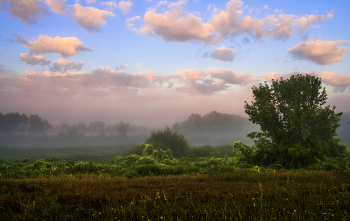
[0,171,349,220]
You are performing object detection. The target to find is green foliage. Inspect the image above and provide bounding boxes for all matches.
[244,74,343,168]
[322,137,349,157]
[146,127,190,157]
[188,144,234,158]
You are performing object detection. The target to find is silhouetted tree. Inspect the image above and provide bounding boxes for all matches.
[60,123,70,132]
[76,122,87,135]
[88,121,105,134]
[115,121,130,136]
[28,114,51,135]
[0,112,28,135]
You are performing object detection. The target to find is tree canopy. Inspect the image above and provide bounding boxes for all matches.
[244,74,342,168]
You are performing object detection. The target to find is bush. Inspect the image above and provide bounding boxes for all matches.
[145,127,190,158]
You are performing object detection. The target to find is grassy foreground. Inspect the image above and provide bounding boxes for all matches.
[1,171,349,220]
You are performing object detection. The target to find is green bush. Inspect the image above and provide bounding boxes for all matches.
[145,127,190,157]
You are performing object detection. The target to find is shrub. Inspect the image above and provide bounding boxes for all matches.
[145,127,190,157]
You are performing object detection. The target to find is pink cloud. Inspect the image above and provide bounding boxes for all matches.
[136,0,334,44]
[208,68,256,84]
[1,68,349,127]
[50,58,84,72]
[287,40,348,65]
[69,3,114,32]
[139,9,216,44]
[20,53,45,65]
[0,0,47,25]
[44,0,66,15]
[24,35,93,57]
[204,46,236,62]
[118,0,133,15]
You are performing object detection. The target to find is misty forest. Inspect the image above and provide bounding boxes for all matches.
[0,74,350,220]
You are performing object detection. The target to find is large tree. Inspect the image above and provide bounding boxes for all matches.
[115,121,130,136]
[0,112,28,135]
[28,114,51,135]
[244,74,342,168]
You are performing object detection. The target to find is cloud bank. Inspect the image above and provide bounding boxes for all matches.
[1,68,349,126]
[135,0,334,44]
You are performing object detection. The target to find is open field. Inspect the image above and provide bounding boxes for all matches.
[1,171,349,220]
[0,135,349,220]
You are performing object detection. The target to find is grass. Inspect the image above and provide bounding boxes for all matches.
[0,171,349,220]
[1,141,349,220]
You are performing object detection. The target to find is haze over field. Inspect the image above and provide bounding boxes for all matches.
[0,0,349,127]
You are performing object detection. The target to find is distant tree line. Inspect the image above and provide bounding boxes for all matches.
[55,121,149,138]
[0,112,50,136]
[172,111,255,134]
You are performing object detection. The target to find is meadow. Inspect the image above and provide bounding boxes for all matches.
[0,141,350,220]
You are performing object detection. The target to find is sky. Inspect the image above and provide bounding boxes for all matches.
[0,0,349,127]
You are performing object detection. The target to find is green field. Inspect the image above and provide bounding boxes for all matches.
[0,141,350,220]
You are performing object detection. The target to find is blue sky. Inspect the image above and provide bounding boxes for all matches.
[0,0,349,127]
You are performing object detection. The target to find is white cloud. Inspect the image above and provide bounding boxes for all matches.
[69,4,114,32]
[50,58,85,72]
[118,0,133,15]
[44,0,66,15]
[24,35,93,57]
[85,0,96,4]
[287,40,348,65]
[0,0,47,25]
[204,46,236,62]
[136,63,141,69]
